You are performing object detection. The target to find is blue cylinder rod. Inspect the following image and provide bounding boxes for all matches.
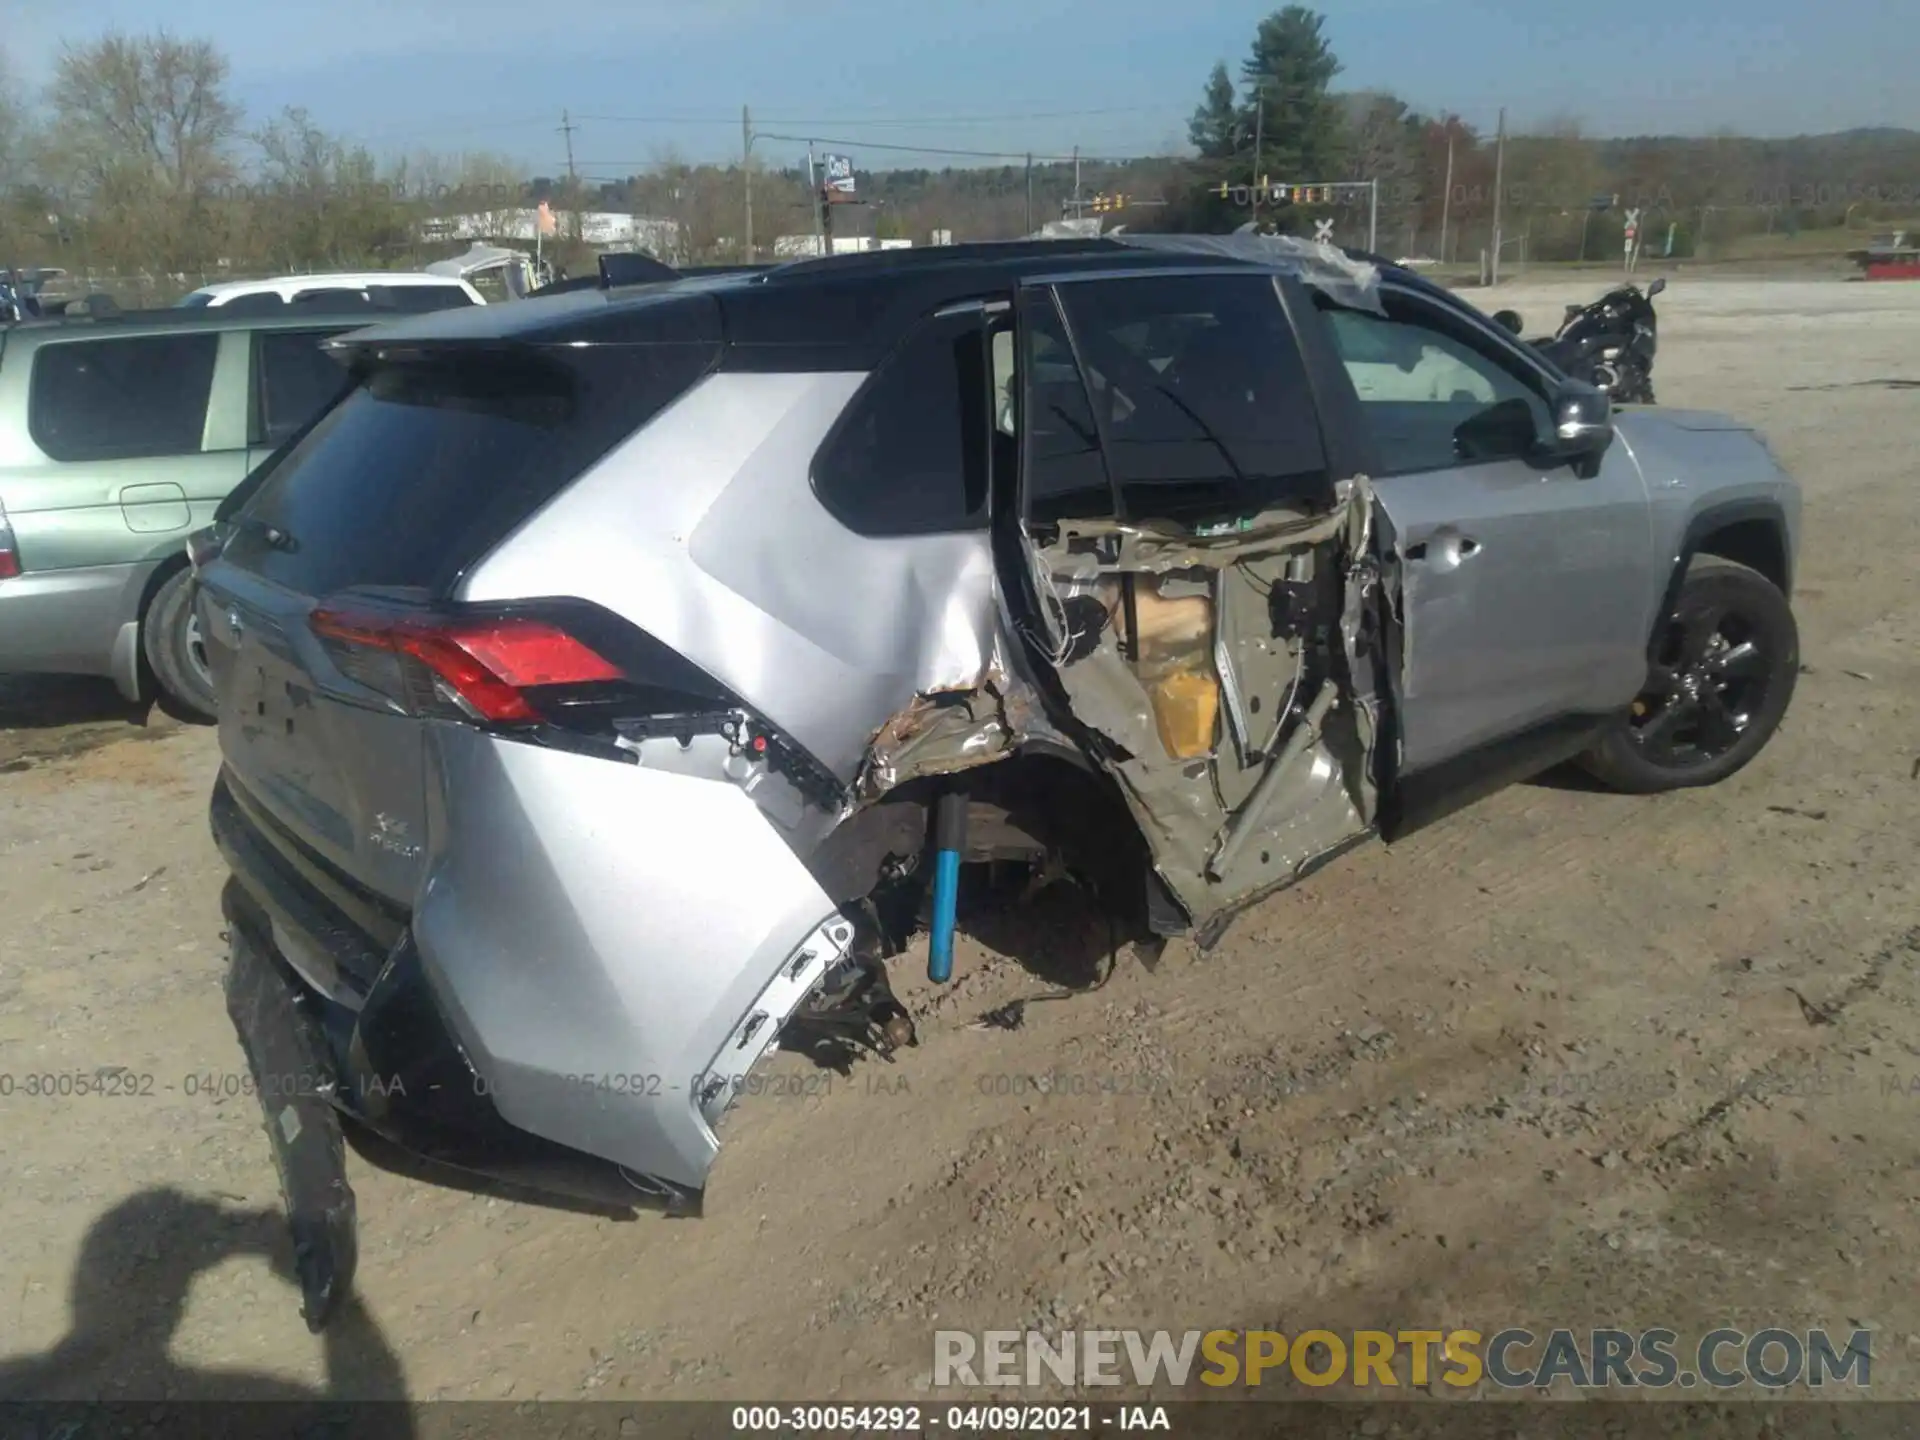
[927,791,968,983]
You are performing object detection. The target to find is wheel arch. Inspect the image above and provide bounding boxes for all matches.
[127,551,195,703]
[800,745,1184,938]
[1651,500,1792,658]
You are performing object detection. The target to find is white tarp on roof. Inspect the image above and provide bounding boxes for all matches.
[1112,231,1384,314]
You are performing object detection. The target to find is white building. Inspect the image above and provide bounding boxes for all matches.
[771,235,914,257]
[419,210,681,256]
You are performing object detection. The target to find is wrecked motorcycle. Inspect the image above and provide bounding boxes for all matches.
[1492,275,1664,404]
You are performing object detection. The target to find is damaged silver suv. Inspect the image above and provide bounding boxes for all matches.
[193,236,1801,1327]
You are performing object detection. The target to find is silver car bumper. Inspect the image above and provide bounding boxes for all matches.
[0,561,154,698]
[414,725,851,1192]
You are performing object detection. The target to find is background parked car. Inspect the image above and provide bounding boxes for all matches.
[0,302,387,718]
[175,272,483,314]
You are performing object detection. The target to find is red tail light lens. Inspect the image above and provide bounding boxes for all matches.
[0,507,18,580]
[311,608,623,725]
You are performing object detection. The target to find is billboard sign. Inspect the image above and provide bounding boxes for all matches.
[822,154,856,199]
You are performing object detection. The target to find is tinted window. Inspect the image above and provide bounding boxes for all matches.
[1053,274,1330,525]
[812,309,989,536]
[219,291,288,315]
[1320,294,1551,475]
[29,333,220,462]
[1020,289,1113,528]
[289,288,377,313]
[222,340,718,597]
[253,329,355,447]
[372,284,475,313]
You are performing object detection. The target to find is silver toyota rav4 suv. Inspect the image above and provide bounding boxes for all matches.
[193,236,1801,1326]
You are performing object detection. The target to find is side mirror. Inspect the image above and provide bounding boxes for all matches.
[1548,385,1613,472]
[1647,277,1667,298]
[1492,309,1524,335]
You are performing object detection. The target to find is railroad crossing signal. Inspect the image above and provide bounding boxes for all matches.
[1313,218,1335,243]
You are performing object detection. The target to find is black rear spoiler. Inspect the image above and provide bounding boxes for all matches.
[598,252,679,288]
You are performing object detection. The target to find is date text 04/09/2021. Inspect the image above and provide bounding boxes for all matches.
[729,1406,1172,1432]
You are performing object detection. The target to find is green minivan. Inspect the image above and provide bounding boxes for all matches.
[0,306,391,718]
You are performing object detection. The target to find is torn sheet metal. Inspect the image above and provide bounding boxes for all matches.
[1112,232,1386,316]
[853,671,1036,806]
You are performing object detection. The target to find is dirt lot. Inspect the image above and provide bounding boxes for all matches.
[3,276,1918,1413]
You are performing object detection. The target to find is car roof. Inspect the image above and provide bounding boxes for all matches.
[187,272,471,299]
[327,239,1337,369]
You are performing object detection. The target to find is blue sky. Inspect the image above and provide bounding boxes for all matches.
[7,0,1912,173]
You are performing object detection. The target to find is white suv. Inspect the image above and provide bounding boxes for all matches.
[176,272,484,314]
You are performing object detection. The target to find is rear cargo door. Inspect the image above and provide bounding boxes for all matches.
[199,325,721,907]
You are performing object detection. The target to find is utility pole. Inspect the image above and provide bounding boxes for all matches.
[1026,153,1034,233]
[807,144,824,254]
[1368,178,1379,254]
[559,110,582,245]
[1251,93,1265,229]
[1072,146,1082,214]
[742,105,754,262]
[1438,125,1455,263]
[1489,107,1507,286]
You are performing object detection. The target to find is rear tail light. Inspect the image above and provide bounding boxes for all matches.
[310,607,626,725]
[309,596,844,809]
[0,500,18,580]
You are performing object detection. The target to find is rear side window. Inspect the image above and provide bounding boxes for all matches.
[1051,273,1330,524]
[219,291,288,315]
[289,288,374,312]
[221,339,719,597]
[29,333,220,462]
[252,329,355,447]
[372,284,474,313]
[811,309,990,537]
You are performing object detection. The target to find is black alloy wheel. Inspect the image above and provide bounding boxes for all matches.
[1580,556,1798,793]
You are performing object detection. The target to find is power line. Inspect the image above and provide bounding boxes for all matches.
[576,105,1184,127]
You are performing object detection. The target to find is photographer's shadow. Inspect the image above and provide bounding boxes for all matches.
[0,1187,413,1434]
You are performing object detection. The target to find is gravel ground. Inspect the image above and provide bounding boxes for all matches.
[2,276,1918,1417]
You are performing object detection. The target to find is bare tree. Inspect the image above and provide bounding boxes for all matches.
[0,46,41,257]
[46,31,238,193]
[41,31,240,273]
[1338,90,1421,243]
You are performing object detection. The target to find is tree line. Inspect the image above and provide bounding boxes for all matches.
[2,17,1916,297]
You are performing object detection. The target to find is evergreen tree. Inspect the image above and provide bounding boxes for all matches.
[1242,6,1344,184]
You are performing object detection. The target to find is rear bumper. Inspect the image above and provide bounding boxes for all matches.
[0,560,154,695]
[211,723,855,1212]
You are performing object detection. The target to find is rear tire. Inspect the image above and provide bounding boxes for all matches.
[144,566,218,722]
[1579,556,1797,794]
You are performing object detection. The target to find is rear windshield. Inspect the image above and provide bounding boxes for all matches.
[220,338,718,598]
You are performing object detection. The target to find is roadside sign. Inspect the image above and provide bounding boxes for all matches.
[822,155,856,198]
[1314,218,1335,243]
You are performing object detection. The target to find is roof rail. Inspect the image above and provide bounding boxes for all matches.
[6,290,420,328]
[766,236,1120,279]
